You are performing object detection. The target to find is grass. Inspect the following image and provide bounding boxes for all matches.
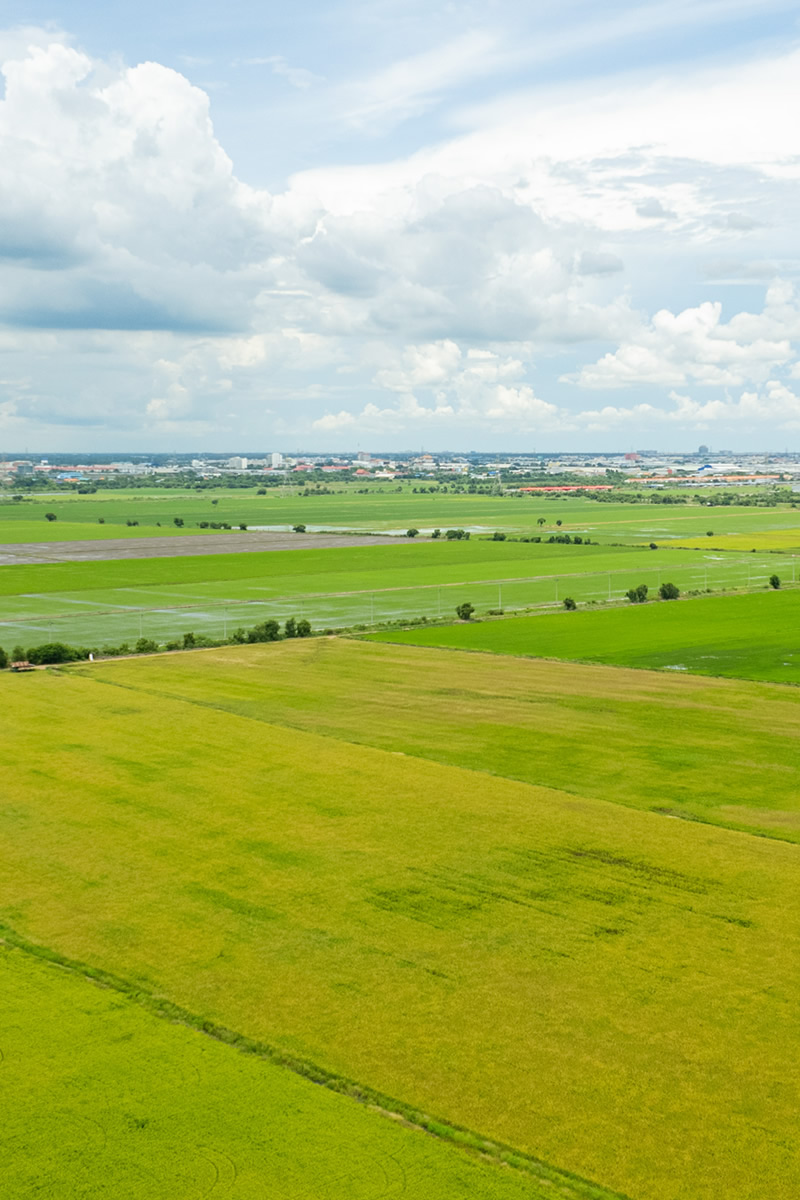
[672,529,800,551]
[3,486,800,543]
[369,587,800,684]
[0,519,209,543]
[0,945,558,1200]
[89,636,800,842]
[0,535,795,650]
[3,649,800,1199]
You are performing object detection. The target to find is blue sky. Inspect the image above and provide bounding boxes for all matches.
[1,0,800,451]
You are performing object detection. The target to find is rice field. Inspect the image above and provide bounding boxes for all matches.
[369,587,800,684]
[0,945,558,1200]
[3,646,800,1199]
[0,536,796,651]
[2,485,800,544]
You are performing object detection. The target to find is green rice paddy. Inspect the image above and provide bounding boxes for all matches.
[0,945,555,1200]
[5,490,800,1199]
[3,485,800,543]
[370,587,800,684]
[1,536,796,651]
[3,645,800,1199]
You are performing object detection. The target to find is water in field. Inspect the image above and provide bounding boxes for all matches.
[0,552,796,652]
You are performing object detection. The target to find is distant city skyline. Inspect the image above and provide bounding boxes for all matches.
[1,2,800,450]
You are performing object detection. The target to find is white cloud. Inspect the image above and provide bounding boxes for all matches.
[569,283,799,389]
[2,29,800,448]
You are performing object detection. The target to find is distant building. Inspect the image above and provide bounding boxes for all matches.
[271,452,284,468]
[227,456,248,470]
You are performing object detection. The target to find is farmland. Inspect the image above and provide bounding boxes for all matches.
[370,587,800,684]
[0,533,796,652]
[0,947,548,1200]
[3,646,800,1200]
[92,637,800,841]
[3,484,800,544]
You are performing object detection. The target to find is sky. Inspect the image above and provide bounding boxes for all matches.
[1,1,800,453]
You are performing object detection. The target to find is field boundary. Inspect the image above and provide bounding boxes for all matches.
[0,924,630,1200]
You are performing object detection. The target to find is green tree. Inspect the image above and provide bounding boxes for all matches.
[284,617,297,638]
[563,596,577,611]
[0,646,8,669]
[135,637,159,654]
[431,528,441,539]
[296,618,312,637]
[27,642,81,664]
[626,583,649,604]
[406,528,419,538]
[658,582,680,600]
[537,517,546,528]
[769,574,781,589]
[248,619,280,642]
[455,601,475,620]
[173,517,184,527]
[293,523,306,533]
[44,512,57,522]
[491,531,506,541]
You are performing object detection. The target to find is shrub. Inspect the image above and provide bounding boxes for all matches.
[173,517,184,527]
[293,523,307,533]
[239,524,247,531]
[769,574,781,589]
[491,531,506,541]
[126,519,139,526]
[707,530,714,537]
[431,528,441,539]
[626,584,649,604]
[44,512,57,522]
[27,642,84,665]
[563,596,577,611]
[247,619,280,643]
[649,542,657,549]
[659,581,680,600]
[98,517,105,524]
[0,646,7,669]
[134,638,159,654]
[182,632,196,648]
[257,488,267,495]
[406,528,419,538]
[455,601,475,620]
[296,618,312,637]
[11,645,25,662]
[284,617,297,638]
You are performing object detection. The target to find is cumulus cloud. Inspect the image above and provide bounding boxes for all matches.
[568,282,800,390]
[2,29,800,447]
